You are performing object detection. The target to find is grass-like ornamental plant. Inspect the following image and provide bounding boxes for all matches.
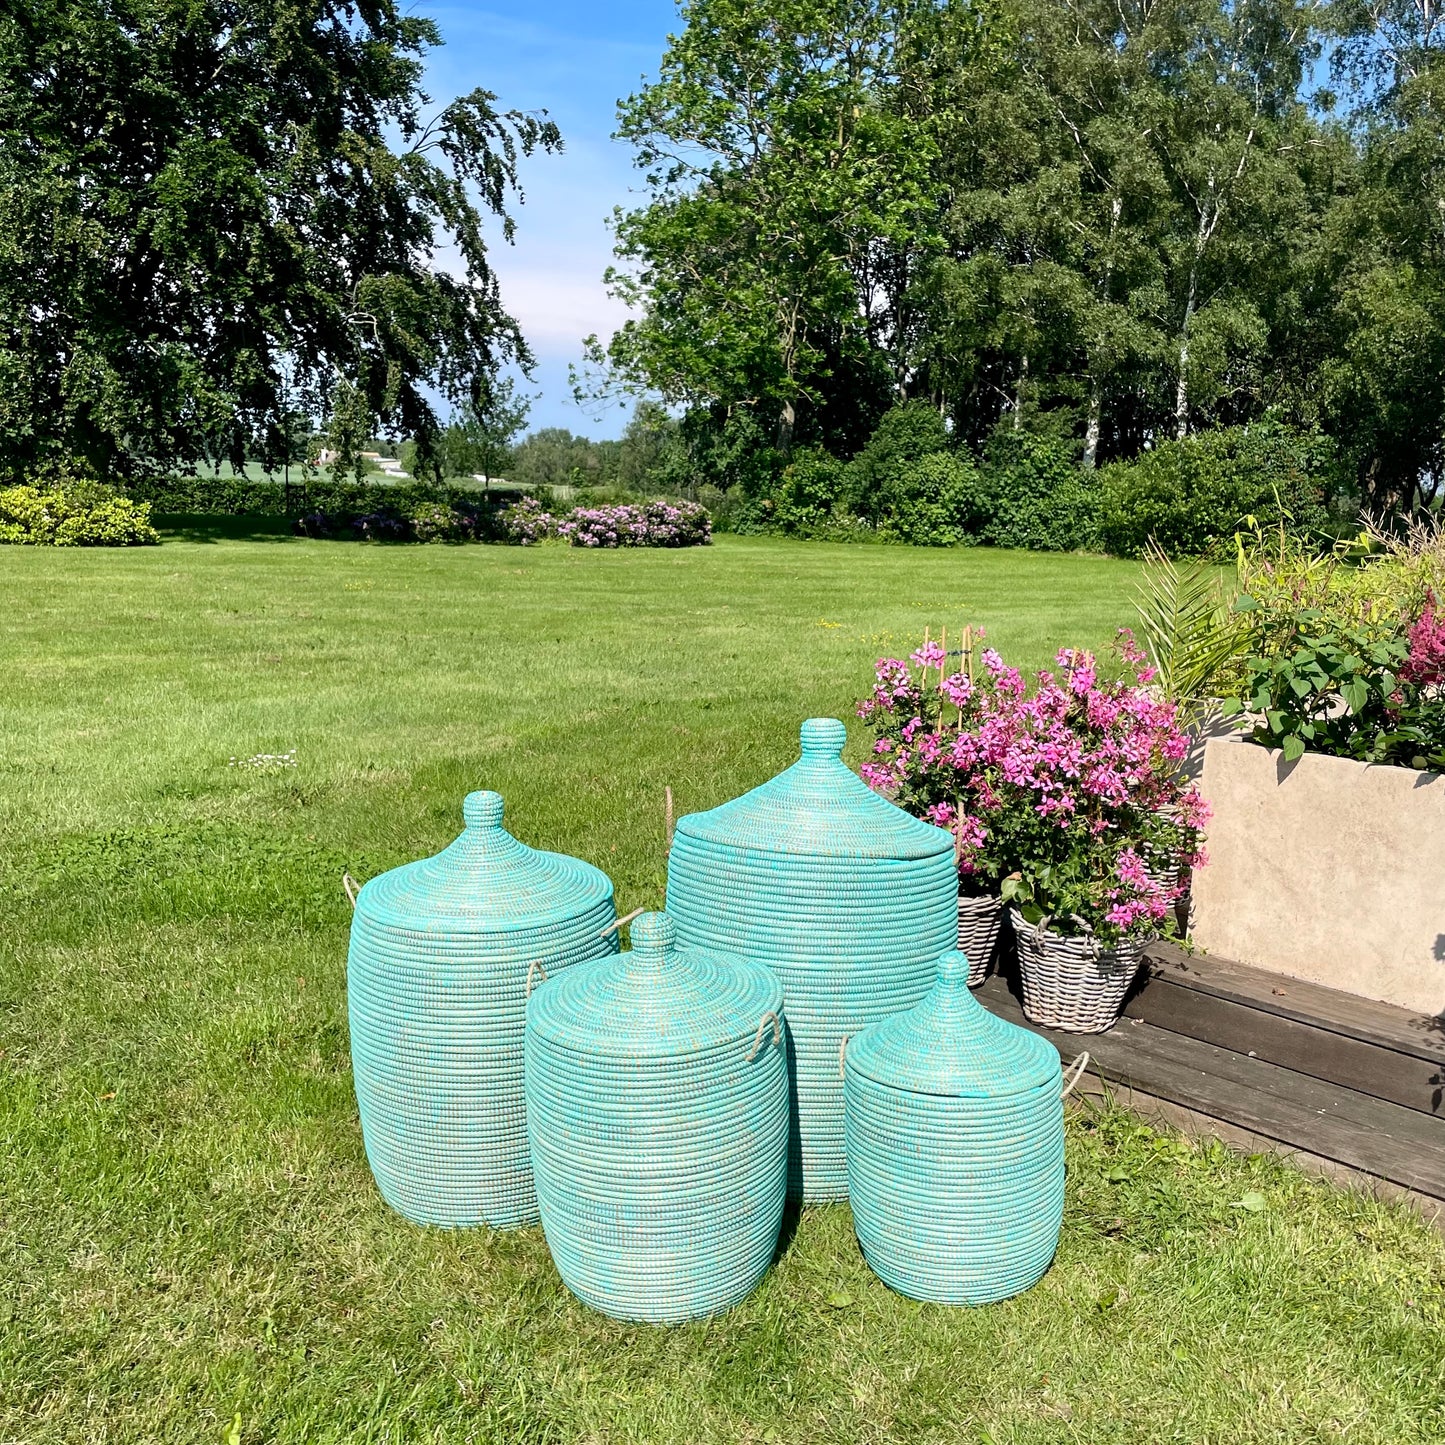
[859,632,1208,944]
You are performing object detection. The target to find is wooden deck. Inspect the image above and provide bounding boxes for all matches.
[976,941,1445,1207]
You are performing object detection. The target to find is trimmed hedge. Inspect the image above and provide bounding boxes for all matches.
[125,475,498,517]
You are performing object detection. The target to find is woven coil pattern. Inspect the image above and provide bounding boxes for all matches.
[1009,908,1147,1034]
[665,719,958,1202]
[347,791,617,1229]
[843,950,1064,1306]
[956,893,1004,988]
[525,911,788,1323]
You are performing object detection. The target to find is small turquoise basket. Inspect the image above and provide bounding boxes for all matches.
[666,718,958,1201]
[525,911,788,1323]
[346,791,617,1228]
[843,949,1068,1305]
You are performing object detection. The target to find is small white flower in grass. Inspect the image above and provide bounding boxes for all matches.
[229,748,298,771]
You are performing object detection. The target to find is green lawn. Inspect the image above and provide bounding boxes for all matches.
[2,531,1441,1444]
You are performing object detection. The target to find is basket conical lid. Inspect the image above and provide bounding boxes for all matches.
[357,791,613,934]
[527,912,782,1059]
[674,718,954,860]
[847,950,1060,1097]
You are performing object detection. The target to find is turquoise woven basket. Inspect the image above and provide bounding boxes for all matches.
[665,718,957,1201]
[843,949,1065,1305]
[525,911,788,1323]
[347,791,617,1229]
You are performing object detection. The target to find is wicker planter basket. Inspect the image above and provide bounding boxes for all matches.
[956,892,1003,987]
[1008,908,1148,1034]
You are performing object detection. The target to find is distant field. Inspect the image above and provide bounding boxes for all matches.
[1,533,1441,1444]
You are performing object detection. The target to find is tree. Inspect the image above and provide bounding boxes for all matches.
[430,377,534,485]
[589,0,955,458]
[0,0,560,480]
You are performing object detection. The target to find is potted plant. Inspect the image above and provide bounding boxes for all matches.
[857,630,1015,985]
[860,633,1208,1026]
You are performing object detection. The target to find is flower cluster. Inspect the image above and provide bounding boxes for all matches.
[557,500,712,548]
[500,495,557,545]
[501,497,712,548]
[1401,591,1445,688]
[857,630,1209,942]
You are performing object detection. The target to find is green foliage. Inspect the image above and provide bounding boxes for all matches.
[1131,541,1245,716]
[844,402,952,522]
[1223,605,1445,769]
[1097,425,1333,559]
[125,474,506,520]
[981,431,1099,552]
[0,0,559,479]
[0,481,158,546]
[875,452,988,547]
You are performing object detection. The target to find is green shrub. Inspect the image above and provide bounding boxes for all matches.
[844,401,951,523]
[980,432,1098,552]
[124,474,500,518]
[0,480,159,546]
[876,451,988,546]
[1097,423,1332,559]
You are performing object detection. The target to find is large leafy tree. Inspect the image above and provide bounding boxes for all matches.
[0,0,559,479]
[590,0,960,463]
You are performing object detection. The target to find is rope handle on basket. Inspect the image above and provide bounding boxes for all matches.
[838,1034,849,1080]
[1061,1051,1091,1100]
[746,1011,781,1062]
[525,959,548,998]
[599,906,645,939]
[342,872,359,909]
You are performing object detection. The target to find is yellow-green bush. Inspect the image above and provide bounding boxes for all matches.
[0,481,160,546]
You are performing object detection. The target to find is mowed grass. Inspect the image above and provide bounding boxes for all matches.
[0,531,1442,1445]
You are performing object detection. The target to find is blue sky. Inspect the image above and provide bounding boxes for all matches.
[422,3,680,437]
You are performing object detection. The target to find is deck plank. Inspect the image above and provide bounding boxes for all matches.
[976,975,1445,1200]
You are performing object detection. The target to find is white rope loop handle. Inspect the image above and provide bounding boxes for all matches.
[838,1034,850,1079]
[746,1011,781,1062]
[525,959,549,998]
[1061,1051,1092,1100]
[600,906,645,939]
[342,872,359,909]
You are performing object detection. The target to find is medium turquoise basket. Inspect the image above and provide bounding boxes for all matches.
[525,911,788,1323]
[843,949,1065,1305]
[346,791,617,1228]
[665,718,957,1201]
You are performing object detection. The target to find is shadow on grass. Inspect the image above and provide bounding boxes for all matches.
[155,513,297,543]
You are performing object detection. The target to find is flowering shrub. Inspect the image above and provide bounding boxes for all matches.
[501,495,558,544]
[858,632,1208,943]
[557,500,712,548]
[501,497,711,548]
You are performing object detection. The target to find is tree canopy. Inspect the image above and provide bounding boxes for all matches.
[589,0,1445,514]
[0,0,559,480]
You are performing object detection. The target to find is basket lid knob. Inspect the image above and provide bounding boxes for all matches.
[629,910,676,961]
[462,790,506,830]
[799,717,847,757]
[934,948,972,991]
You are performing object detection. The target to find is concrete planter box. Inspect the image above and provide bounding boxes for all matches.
[1190,738,1445,1017]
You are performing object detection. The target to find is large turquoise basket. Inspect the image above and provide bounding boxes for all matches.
[665,718,958,1202]
[843,949,1065,1305]
[525,911,788,1323]
[346,791,617,1228]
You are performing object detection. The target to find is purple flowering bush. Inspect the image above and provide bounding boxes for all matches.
[858,631,1209,943]
[502,497,711,548]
